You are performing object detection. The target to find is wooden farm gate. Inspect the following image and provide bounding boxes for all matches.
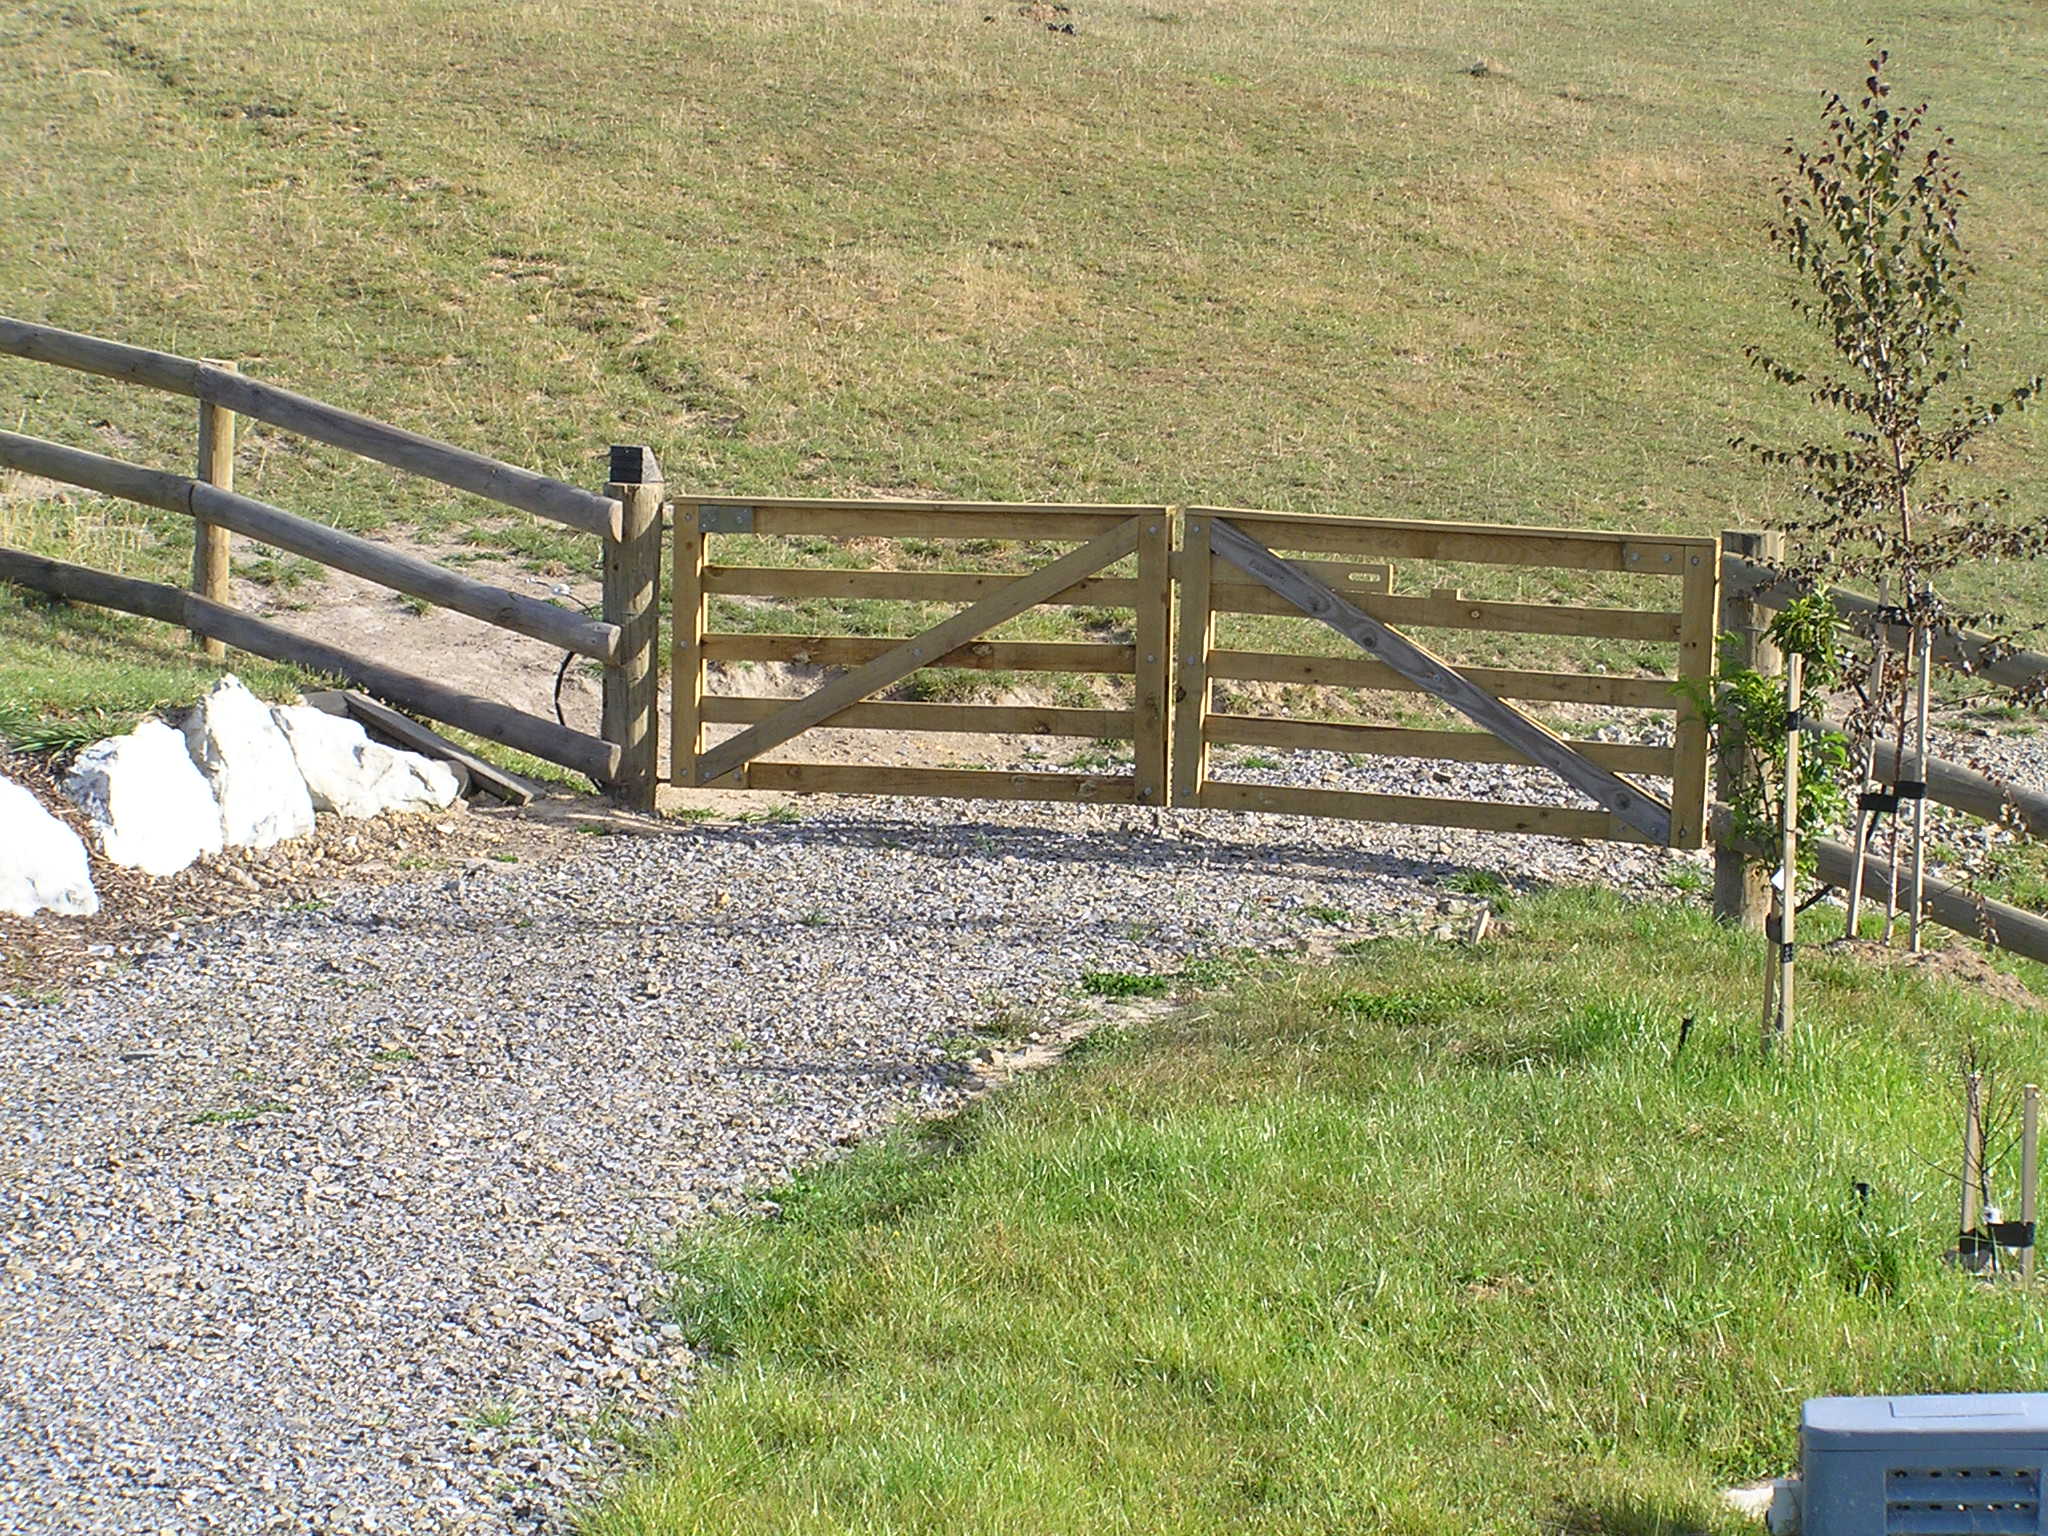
[1174,509,1720,848]
[669,500,1719,847]
[669,499,1173,805]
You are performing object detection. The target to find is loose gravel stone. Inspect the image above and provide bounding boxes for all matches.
[0,741,1933,1533]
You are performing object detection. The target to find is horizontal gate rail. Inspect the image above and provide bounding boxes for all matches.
[1202,715,1675,776]
[1206,650,1686,710]
[1198,506,1708,574]
[701,635,1137,672]
[1204,564,1685,641]
[701,566,1143,608]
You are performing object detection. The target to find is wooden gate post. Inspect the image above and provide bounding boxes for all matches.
[603,444,663,810]
[1713,528,1784,928]
[193,361,238,658]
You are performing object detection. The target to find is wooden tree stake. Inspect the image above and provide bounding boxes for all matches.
[2023,1083,2039,1285]
[1845,612,1888,942]
[1765,650,1803,1049]
[1963,1070,1985,1245]
[1715,530,1784,929]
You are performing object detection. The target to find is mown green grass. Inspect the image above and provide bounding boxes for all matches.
[6,0,2048,720]
[589,891,2048,1535]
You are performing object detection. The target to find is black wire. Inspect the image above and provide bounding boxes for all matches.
[553,649,575,728]
[1794,884,1834,916]
[554,594,607,730]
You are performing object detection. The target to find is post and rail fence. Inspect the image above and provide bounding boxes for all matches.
[0,317,662,806]
[8,319,2048,961]
[1712,540,2048,965]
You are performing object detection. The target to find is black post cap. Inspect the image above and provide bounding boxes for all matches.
[608,444,663,485]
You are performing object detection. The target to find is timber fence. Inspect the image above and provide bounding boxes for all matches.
[8,318,2048,964]
[1716,542,2048,965]
[0,317,662,805]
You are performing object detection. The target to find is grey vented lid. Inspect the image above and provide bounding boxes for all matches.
[1803,1393,2048,1450]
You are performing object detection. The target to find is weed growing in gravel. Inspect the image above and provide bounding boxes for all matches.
[462,1400,521,1432]
[1664,862,1709,895]
[733,807,802,826]
[188,1101,292,1125]
[1079,971,1171,999]
[1442,869,1513,910]
[1300,903,1352,925]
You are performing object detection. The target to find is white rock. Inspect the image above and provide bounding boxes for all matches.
[0,775,99,918]
[272,706,461,819]
[66,721,225,877]
[1722,1479,1802,1534]
[182,677,315,849]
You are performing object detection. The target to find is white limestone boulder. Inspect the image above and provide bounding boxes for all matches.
[272,705,461,819]
[0,774,99,918]
[181,676,315,849]
[66,720,225,876]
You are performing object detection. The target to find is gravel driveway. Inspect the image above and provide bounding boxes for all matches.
[0,760,1699,1534]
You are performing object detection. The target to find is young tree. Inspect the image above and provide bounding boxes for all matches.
[1737,47,2043,949]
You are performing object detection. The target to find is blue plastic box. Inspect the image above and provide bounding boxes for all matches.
[1803,1394,2048,1534]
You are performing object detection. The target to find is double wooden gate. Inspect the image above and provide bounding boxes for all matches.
[669,500,1719,848]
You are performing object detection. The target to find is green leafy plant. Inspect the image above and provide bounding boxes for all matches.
[1682,595,1852,877]
[0,706,106,760]
[1080,970,1171,999]
[1735,49,2046,952]
[1736,48,2043,644]
[1442,869,1513,911]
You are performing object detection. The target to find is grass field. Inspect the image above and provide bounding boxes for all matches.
[6,0,2048,727]
[587,891,2048,1535]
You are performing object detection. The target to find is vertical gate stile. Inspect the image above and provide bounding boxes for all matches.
[1133,510,1172,807]
[1669,536,1721,850]
[1171,511,1215,807]
[670,499,706,789]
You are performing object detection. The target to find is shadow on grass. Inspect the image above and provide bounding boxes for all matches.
[1548,1496,1712,1535]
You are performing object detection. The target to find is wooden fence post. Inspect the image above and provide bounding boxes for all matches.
[1713,528,1784,928]
[193,361,238,658]
[603,444,663,811]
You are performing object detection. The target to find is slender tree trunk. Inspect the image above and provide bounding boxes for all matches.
[1909,622,1934,953]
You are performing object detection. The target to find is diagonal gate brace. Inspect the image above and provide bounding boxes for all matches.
[693,515,1143,785]
[1206,517,1672,844]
